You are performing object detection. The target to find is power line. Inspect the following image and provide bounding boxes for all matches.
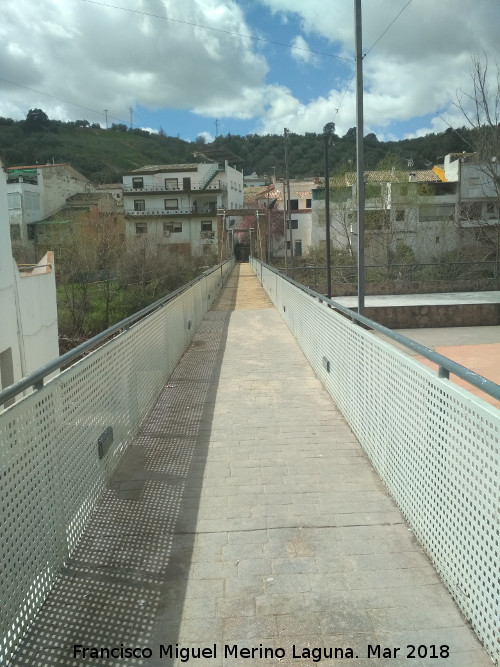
[332,1,413,124]
[0,77,128,125]
[438,114,475,148]
[364,0,413,57]
[79,0,354,63]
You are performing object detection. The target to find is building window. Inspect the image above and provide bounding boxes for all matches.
[135,223,147,235]
[288,199,299,210]
[395,209,405,221]
[165,178,178,190]
[201,220,213,231]
[172,221,182,233]
[164,199,178,210]
[295,240,302,256]
[435,236,440,244]
[7,192,21,209]
[286,240,291,249]
[286,219,299,229]
[163,222,173,235]
[306,198,312,208]
[487,202,496,217]
[134,199,145,211]
[132,177,144,189]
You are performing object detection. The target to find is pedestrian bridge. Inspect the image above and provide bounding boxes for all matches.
[1,260,498,666]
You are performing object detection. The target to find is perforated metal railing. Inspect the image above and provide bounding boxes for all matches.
[251,257,500,665]
[0,259,234,666]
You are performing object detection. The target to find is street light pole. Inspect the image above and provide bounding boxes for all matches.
[284,128,294,279]
[324,132,332,299]
[355,0,365,315]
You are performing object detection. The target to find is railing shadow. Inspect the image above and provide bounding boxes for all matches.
[9,268,240,666]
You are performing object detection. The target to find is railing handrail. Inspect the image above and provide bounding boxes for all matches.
[275,260,499,271]
[253,257,500,402]
[0,259,233,408]
[127,206,219,216]
[123,180,227,192]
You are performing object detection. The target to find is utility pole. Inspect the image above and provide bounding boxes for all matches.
[284,128,294,278]
[355,0,365,315]
[267,182,271,263]
[324,131,332,299]
[129,106,134,129]
[104,109,108,129]
[282,180,288,275]
[215,119,219,137]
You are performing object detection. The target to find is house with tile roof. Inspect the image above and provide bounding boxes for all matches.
[123,161,243,258]
[311,153,499,264]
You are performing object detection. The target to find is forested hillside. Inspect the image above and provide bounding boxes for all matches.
[0,109,475,184]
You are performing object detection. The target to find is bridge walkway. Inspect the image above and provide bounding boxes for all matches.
[10,263,492,666]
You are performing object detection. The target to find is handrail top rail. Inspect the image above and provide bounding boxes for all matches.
[253,257,500,403]
[0,259,233,407]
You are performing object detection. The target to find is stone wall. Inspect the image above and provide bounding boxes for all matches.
[356,303,500,328]
[326,278,500,297]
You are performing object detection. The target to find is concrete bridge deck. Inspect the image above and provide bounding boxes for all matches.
[10,264,492,667]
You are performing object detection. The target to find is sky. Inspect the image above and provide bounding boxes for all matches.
[1,0,499,143]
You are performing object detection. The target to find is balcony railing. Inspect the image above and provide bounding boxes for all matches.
[123,180,227,193]
[127,207,218,216]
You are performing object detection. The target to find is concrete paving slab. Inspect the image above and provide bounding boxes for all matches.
[374,325,500,408]
[334,291,500,308]
[9,263,494,667]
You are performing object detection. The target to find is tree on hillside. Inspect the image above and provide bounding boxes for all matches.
[25,108,49,132]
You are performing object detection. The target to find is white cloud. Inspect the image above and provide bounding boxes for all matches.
[0,0,499,141]
[255,0,500,137]
[0,0,268,124]
[290,35,318,65]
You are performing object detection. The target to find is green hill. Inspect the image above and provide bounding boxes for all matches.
[0,111,476,184]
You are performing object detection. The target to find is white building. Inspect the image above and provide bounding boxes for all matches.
[0,162,59,405]
[123,161,244,257]
[7,163,93,242]
[244,179,314,259]
[311,153,500,264]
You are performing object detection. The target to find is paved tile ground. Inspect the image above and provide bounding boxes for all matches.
[375,325,500,409]
[9,264,494,667]
[334,291,500,308]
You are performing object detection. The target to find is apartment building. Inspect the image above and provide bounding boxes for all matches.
[123,161,244,257]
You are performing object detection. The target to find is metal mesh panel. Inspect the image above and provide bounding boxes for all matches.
[253,259,500,665]
[0,261,233,666]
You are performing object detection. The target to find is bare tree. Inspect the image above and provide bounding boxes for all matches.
[455,53,500,267]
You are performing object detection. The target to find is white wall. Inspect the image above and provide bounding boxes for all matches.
[38,164,92,217]
[0,163,59,398]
